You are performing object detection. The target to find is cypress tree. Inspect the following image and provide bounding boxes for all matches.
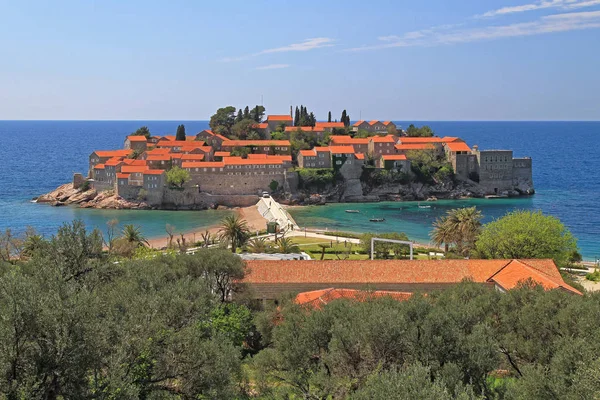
[243,106,250,120]
[176,124,186,141]
[341,110,347,127]
[346,114,351,127]
[309,112,316,127]
[328,111,332,123]
[235,109,243,123]
[294,106,300,126]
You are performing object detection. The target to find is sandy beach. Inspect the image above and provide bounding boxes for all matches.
[146,205,268,249]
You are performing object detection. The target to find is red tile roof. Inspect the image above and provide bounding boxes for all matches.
[127,135,148,142]
[159,135,177,141]
[197,129,215,136]
[370,135,396,143]
[399,137,445,144]
[299,149,316,157]
[94,164,105,170]
[382,154,408,160]
[395,143,436,151]
[156,140,188,147]
[122,159,147,166]
[242,259,580,295]
[223,157,284,166]
[267,115,293,121]
[94,150,132,158]
[183,161,225,168]
[215,134,229,141]
[181,154,205,160]
[146,155,172,161]
[330,136,370,145]
[315,122,345,129]
[369,120,381,125]
[445,141,472,152]
[221,140,291,147]
[252,123,268,129]
[314,147,331,152]
[329,145,356,154]
[296,288,412,309]
[116,173,129,179]
[121,165,149,173]
[143,169,165,175]
[355,153,365,160]
[144,148,172,155]
[285,126,318,132]
[214,151,231,157]
[352,120,366,127]
[105,157,124,166]
[382,121,393,126]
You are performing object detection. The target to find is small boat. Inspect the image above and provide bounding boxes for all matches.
[418,202,431,209]
[345,209,360,213]
[369,217,385,222]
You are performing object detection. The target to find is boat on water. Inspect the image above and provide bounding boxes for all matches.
[345,209,360,213]
[418,202,431,209]
[369,217,385,222]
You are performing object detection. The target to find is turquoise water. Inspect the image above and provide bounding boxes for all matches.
[0,121,598,259]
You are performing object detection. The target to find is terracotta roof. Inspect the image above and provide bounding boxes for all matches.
[122,159,147,166]
[445,141,472,152]
[299,149,316,157]
[183,161,225,168]
[352,120,366,127]
[156,140,188,147]
[105,157,124,166]
[214,151,230,157]
[314,147,331,152]
[94,150,131,158]
[329,145,356,154]
[369,120,381,125]
[181,154,205,160]
[143,169,165,175]
[285,126,318,132]
[252,123,268,129]
[382,154,408,160]
[370,135,396,143]
[146,155,172,161]
[145,148,172,155]
[243,259,580,295]
[399,137,445,144]
[223,157,284,166]
[94,164,105,169]
[197,129,215,136]
[382,121,393,126]
[330,136,370,145]
[121,165,149,173]
[126,135,148,142]
[441,136,461,142]
[267,115,293,121]
[315,122,345,129]
[221,140,291,147]
[355,153,365,160]
[296,288,413,309]
[395,143,436,151]
[159,135,177,141]
[116,173,129,179]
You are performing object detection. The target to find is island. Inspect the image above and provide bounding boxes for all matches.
[37,105,534,209]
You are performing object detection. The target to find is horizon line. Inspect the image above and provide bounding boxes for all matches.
[1,119,599,123]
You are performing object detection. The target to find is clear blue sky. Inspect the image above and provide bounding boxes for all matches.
[1,0,599,120]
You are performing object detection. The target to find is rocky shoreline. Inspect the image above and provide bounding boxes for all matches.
[35,183,153,210]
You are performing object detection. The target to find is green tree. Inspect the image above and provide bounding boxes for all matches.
[475,210,578,267]
[431,207,482,256]
[328,111,332,122]
[132,126,151,138]
[341,110,348,127]
[231,118,257,140]
[276,237,300,254]
[166,165,190,188]
[218,215,250,253]
[250,105,266,122]
[209,106,237,136]
[245,237,271,253]
[269,180,279,192]
[175,124,186,141]
[294,106,300,126]
[121,224,149,247]
[235,108,243,123]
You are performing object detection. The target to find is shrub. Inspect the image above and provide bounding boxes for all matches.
[166,166,190,188]
[79,180,91,192]
[137,188,148,201]
[269,180,279,192]
[297,168,336,189]
[586,270,600,282]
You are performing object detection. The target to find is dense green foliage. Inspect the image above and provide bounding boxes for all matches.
[254,282,599,399]
[406,123,434,137]
[476,210,578,267]
[431,207,483,256]
[361,168,410,186]
[166,166,190,188]
[131,126,151,138]
[408,149,455,184]
[211,105,266,139]
[297,168,337,190]
[0,223,251,399]
[294,105,316,127]
[175,124,186,141]
[340,109,350,127]
[360,232,411,258]
[218,215,250,253]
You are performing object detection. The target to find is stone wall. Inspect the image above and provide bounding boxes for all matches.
[512,157,534,193]
[92,181,114,193]
[72,173,85,189]
[162,187,258,209]
[453,153,478,180]
[190,173,286,196]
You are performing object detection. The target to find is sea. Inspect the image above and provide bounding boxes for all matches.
[0,121,598,260]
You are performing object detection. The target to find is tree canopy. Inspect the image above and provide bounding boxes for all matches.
[406,124,434,137]
[131,126,151,138]
[166,166,190,188]
[475,210,578,266]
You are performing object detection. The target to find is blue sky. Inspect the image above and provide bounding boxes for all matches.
[1,0,599,120]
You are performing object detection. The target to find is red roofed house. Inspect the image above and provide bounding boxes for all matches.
[242,259,581,302]
[124,135,148,152]
[266,114,294,132]
[297,147,332,168]
[330,145,363,169]
[368,135,397,158]
[380,154,411,171]
[143,169,165,192]
[352,120,397,134]
[314,121,346,131]
[329,136,370,155]
[220,140,291,155]
[195,130,228,149]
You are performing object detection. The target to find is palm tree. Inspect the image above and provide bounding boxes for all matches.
[121,224,149,247]
[276,237,300,254]
[431,207,482,256]
[246,237,270,253]
[218,215,250,253]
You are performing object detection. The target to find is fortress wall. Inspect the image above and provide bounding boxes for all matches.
[161,187,258,209]
[189,173,286,196]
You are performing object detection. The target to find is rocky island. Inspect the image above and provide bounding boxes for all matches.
[38,106,534,209]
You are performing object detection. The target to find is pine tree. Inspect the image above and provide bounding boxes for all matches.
[235,109,243,123]
[328,111,332,123]
[341,110,347,127]
[309,112,316,127]
[294,106,300,126]
[243,106,250,120]
[176,124,186,141]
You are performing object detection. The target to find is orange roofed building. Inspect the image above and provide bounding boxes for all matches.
[295,288,413,309]
[242,259,580,301]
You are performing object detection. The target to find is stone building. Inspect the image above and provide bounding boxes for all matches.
[298,147,332,168]
[329,136,370,155]
[124,135,148,152]
[352,120,397,134]
[472,148,533,195]
[380,154,411,171]
[266,115,293,132]
[368,135,396,158]
[220,140,291,155]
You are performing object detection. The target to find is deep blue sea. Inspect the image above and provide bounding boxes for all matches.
[0,121,598,259]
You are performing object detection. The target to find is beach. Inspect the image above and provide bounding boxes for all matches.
[146,204,267,249]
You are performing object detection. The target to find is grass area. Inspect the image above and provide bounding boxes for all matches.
[318,231,362,239]
[586,269,600,282]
